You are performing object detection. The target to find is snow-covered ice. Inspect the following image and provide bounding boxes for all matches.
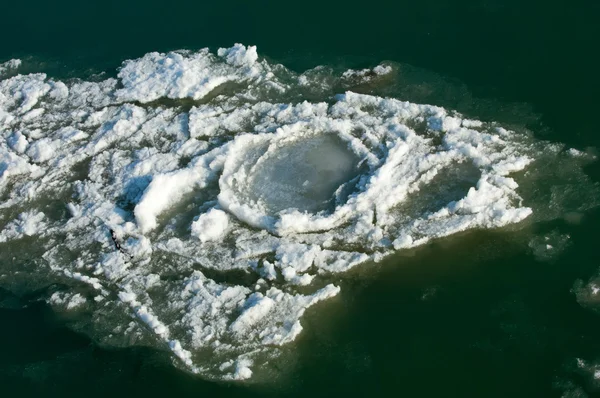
[0,44,596,381]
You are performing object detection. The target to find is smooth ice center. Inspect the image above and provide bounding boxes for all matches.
[250,134,361,213]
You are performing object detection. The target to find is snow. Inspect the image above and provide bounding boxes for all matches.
[26,137,58,163]
[232,358,253,380]
[116,44,265,103]
[342,64,393,82]
[0,59,21,76]
[0,211,46,242]
[230,293,275,335]
[217,43,258,67]
[0,148,40,183]
[48,292,87,310]
[8,131,29,153]
[191,208,230,242]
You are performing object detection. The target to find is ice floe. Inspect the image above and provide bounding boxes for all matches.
[0,44,597,380]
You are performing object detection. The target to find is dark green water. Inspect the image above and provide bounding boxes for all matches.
[1,0,600,396]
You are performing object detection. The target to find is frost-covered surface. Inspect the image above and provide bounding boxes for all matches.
[0,44,597,380]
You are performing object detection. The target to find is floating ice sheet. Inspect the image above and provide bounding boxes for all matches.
[0,44,597,380]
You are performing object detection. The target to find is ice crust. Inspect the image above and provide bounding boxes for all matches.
[0,44,589,380]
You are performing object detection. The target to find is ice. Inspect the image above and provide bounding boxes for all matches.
[217,43,258,67]
[230,293,275,335]
[26,137,59,163]
[0,44,595,381]
[0,59,21,76]
[232,358,253,380]
[116,44,267,103]
[0,147,40,183]
[134,148,224,233]
[1,74,45,114]
[247,133,362,213]
[0,211,46,242]
[393,234,414,250]
[191,208,230,242]
[276,243,321,274]
[7,132,29,153]
[48,292,87,310]
[342,64,393,83]
[529,231,571,261]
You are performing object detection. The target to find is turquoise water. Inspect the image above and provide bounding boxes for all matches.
[1,0,600,397]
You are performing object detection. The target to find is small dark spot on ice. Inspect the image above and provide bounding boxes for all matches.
[109,228,130,258]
